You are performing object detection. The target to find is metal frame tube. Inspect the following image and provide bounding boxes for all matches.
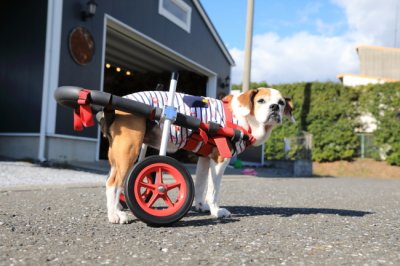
[159,73,179,156]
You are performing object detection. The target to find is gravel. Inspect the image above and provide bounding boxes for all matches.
[1,161,400,265]
[0,161,105,187]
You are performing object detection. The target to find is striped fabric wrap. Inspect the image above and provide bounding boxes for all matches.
[123,91,248,156]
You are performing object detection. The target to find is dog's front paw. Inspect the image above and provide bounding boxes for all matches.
[211,207,231,219]
[194,202,210,213]
[108,210,129,224]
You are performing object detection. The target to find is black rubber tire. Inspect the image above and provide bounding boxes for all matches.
[124,156,194,226]
[119,197,128,210]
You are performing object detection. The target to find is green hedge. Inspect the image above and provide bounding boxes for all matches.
[357,83,400,165]
[265,82,360,162]
[234,82,400,165]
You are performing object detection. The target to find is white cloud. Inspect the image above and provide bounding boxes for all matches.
[334,0,399,45]
[230,0,400,85]
[231,31,366,84]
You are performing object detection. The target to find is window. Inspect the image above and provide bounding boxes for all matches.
[159,0,192,33]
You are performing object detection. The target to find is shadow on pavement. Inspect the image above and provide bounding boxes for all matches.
[173,206,373,227]
[226,206,373,218]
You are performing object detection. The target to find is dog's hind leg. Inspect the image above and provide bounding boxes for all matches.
[106,112,145,224]
[106,165,128,224]
[194,156,211,212]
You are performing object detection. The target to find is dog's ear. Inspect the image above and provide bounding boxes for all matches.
[284,97,295,123]
[236,89,258,116]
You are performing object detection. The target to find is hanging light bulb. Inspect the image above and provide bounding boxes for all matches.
[116,67,121,72]
[105,63,111,68]
[126,71,131,76]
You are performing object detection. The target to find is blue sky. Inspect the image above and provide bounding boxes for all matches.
[202,0,347,49]
[200,0,400,84]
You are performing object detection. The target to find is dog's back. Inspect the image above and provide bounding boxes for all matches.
[124,91,223,149]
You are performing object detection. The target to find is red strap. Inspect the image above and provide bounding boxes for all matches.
[184,98,258,158]
[196,143,213,157]
[74,108,84,131]
[213,136,232,158]
[198,128,208,144]
[195,129,213,156]
[77,89,91,105]
[222,97,232,122]
[184,98,257,157]
[73,89,94,131]
[183,133,202,151]
[183,128,209,152]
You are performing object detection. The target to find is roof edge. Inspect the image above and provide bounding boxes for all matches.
[356,44,400,53]
[337,73,400,82]
[193,0,235,66]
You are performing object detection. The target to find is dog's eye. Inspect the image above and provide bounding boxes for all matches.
[278,100,285,106]
[257,99,266,104]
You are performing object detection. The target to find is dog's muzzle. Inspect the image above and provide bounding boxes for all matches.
[266,104,282,123]
[267,112,281,123]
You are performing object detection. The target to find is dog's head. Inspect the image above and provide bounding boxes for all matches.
[232,87,295,125]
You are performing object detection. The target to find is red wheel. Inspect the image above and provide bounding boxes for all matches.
[124,156,194,226]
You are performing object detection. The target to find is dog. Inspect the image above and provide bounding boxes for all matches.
[102,88,294,224]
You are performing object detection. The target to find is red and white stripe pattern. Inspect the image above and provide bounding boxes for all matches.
[124,91,247,156]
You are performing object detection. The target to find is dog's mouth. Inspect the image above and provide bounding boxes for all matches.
[266,112,281,124]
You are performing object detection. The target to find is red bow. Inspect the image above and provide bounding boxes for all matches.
[74,89,94,131]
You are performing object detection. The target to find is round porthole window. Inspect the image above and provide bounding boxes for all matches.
[69,26,95,65]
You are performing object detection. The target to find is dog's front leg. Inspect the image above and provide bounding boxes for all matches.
[194,156,210,212]
[206,157,231,218]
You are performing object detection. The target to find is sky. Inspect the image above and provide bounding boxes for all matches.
[200,0,400,85]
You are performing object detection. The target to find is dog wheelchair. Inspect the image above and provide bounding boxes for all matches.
[54,73,253,226]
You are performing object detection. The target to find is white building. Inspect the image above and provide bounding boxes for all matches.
[338,45,400,87]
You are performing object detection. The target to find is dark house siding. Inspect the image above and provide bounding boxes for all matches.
[0,0,48,132]
[56,0,231,138]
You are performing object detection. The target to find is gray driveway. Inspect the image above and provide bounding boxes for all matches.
[1,161,399,265]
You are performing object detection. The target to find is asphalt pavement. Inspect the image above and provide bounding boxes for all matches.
[0,161,399,265]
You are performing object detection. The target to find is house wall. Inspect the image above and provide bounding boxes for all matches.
[358,46,400,80]
[0,0,48,133]
[340,75,387,87]
[0,0,232,162]
[56,0,232,138]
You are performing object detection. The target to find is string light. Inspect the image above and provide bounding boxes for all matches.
[105,63,133,76]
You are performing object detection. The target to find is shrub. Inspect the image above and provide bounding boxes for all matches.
[249,82,360,161]
[234,81,400,165]
[358,82,400,166]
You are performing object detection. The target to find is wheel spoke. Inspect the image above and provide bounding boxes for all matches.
[141,189,152,201]
[139,181,156,190]
[162,195,175,207]
[156,167,164,184]
[166,182,181,190]
[145,175,154,184]
[146,193,159,208]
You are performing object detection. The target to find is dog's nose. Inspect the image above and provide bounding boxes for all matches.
[270,104,279,112]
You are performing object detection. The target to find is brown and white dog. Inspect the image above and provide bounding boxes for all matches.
[104,88,294,224]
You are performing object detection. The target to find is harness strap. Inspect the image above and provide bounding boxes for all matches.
[213,135,232,158]
[74,89,94,131]
[222,97,256,146]
[183,97,257,158]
